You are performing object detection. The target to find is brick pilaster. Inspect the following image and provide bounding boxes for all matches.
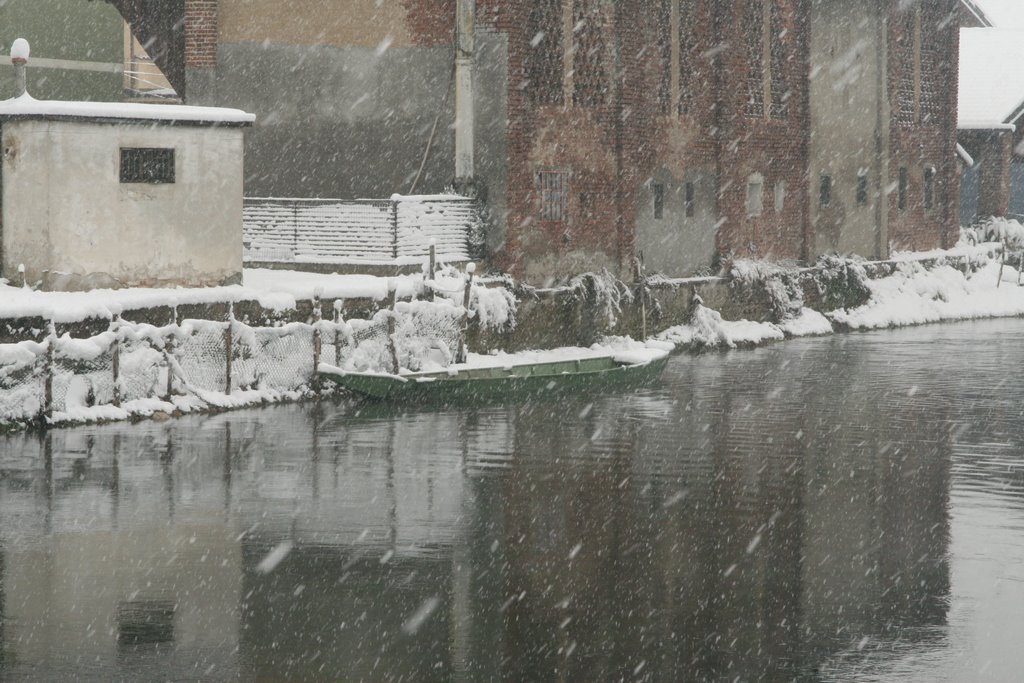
[185,0,218,68]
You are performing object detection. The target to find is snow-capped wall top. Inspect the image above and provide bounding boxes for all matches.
[10,38,29,62]
[0,93,255,126]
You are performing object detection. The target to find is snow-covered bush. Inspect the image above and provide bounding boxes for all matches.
[806,255,871,312]
[568,270,634,329]
[968,217,1024,250]
[731,260,804,322]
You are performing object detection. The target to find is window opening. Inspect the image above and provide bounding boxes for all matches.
[856,172,869,206]
[538,170,569,222]
[819,174,832,208]
[924,165,935,209]
[898,167,908,210]
[653,183,665,219]
[120,148,175,184]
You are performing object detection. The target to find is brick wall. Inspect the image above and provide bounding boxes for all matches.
[886,0,960,251]
[482,0,817,281]
[714,0,810,263]
[185,0,218,68]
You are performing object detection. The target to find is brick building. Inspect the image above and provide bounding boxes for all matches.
[112,0,961,284]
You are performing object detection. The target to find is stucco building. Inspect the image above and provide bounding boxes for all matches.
[114,0,961,284]
[0,50,254,291]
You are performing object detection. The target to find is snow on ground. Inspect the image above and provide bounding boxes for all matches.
[830,259,1024,330]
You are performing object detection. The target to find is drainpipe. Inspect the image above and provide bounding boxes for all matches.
[454,0,475,189]
[11,38,30,97]
[873,5,889,260]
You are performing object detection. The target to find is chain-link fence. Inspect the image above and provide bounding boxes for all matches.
[0,297,468,427]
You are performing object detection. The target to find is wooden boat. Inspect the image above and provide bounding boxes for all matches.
[317,349,670,402]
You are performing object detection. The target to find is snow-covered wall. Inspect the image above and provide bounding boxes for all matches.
[1,119,245,291]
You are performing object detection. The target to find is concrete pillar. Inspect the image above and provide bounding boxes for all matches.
[455,0,475,184]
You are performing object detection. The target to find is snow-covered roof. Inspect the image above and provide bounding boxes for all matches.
[972,0,1024,28]
[961,0,993,27]
[958,28,1024,130]
[0,94,254,126]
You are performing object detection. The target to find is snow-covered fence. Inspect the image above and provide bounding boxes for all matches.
[0,297,467,428]
[242,194,483,266]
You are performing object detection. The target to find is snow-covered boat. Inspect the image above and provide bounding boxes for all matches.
[317,347,670,401]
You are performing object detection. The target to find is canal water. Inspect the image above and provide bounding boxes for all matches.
[1,318,1024,681]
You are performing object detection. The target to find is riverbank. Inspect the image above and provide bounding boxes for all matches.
[0,238,1017,431]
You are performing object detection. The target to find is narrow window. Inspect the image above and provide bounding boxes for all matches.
[537,170,569,221]
[746,174,764,216]
[684,181,695,217]
[819,174,832,208]
[856,172,868,206]
[774,180,786,213]
[653,183,665,219]
[898,167,908,210]
[120,148,175,184]
[923,166,935,209]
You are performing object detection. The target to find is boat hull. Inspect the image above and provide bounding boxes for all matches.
[319,354,670,402]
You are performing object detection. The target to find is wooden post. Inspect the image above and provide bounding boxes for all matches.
[456,263,475,364]
[312,289,323,391]
[112,333,121,409]
[998,240,1006,288]
[386,283,400,374]
[224,303,234,395]
[634,258,647,342]
[428,239,436,281]
[334,299,345,367]
[164,307,177,401]
[43,321,55,423]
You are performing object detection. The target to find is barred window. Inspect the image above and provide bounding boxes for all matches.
[743,0,765,118]
[120,148,175,184]
[573,0,607,107]
[537,170,569,222]
[525,0,564,105]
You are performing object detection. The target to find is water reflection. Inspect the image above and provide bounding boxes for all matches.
[4,319,1023,681]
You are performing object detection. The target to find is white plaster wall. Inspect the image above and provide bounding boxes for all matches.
[808,0,887,259]
[1,119,244,290]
